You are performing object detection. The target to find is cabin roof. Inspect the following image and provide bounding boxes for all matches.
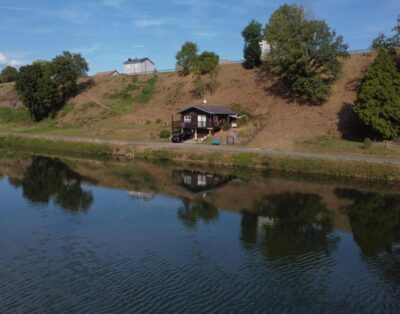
[123,57,154,65]
[177,104,237,115]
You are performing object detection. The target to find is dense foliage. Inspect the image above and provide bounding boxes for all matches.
[0,66,19,83]
[15,51,88,121]
[354,48,400,139]
[176,41,198,75]
[242,20,262,69]
[196,51,219,75]
[371,15,400,52]
[264,4,348,104]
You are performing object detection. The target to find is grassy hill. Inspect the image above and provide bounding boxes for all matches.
[2,51,397,156]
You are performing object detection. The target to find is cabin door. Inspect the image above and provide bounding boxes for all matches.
[198,115,206,128]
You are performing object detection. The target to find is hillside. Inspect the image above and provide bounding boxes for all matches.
[0,52,376,150]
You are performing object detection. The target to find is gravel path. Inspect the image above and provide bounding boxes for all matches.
[2,132,400,166]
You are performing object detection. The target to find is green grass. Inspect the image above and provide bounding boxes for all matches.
[234,153,252,167]
[0,135,113,157]
[136,75,158,104]
[0,107,30,123]
[107,76,141,114]
[297,135,400,158]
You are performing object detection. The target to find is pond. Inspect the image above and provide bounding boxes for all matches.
[0,155,399,313]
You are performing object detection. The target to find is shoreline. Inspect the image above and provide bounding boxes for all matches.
[1,132,400,182]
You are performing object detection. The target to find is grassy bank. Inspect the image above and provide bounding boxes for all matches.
[1,134,400,182]
[0,135,113,158]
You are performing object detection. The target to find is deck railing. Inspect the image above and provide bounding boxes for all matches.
[172,121,222,129]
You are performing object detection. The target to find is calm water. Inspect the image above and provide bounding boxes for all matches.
[0,155,400,313]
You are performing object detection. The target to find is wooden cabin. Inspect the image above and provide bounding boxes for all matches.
[172,104,238,140]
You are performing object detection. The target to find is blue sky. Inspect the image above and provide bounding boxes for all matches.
[0,0,399,74]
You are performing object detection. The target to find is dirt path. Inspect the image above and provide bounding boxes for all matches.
[2,132,400,166]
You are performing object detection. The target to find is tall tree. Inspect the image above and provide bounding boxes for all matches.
[15,62,61,121]
[0,66,19,83]
[50,51,88,101]
[176,41,198,75]
[354,48,400,139]
[264,4,348,104]
[15,51,89,121]
[242,20,262,69]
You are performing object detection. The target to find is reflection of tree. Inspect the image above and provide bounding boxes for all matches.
[336,188,400,256]
[13,157,93,212]
[177,198,219,229]
[241,192,336,260]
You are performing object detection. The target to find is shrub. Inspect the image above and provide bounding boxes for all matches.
[145,120,151,125]
[354,48,400,139]
[363,138,373,149]
[223,122,231,131]
[159,129,171,139]
[234,153,251,167]
[156,118,162,124]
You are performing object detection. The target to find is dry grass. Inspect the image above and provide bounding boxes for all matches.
[0,52,377,148]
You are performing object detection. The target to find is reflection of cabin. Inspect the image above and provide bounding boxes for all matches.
[172,104,238,140]
[172,170,235,193]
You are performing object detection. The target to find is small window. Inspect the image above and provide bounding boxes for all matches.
[184,116,191,123]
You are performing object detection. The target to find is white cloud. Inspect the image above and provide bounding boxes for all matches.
[0,53,7,65]
[103,0,124,8]
[134,18,168,28]
[0,52,25,68]
[133,44,145,49]
[9,60,24,68]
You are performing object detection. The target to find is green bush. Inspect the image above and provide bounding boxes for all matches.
[234,153,251,167]
[354,48,400,139]
[223,122,231,131]
[363,138,373,149]
[159,129,171,139]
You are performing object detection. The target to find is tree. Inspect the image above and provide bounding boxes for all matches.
[50,51,89,101]
[264,4,348,104]
[15,51,89,121]
[354,48,400,139]
[0,66,18,83]
[15,62,61,121]
[196,51,219,75]
[242,19,262,69]
[176,41,198,75]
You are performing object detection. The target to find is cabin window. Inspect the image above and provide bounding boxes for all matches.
[197,175,207,186]
[184,116,191,123]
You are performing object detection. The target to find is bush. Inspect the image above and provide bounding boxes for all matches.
[145,120,151,125]
[363,138,373,149]
[354,48,400,139]
[234,153,251,167]
[156,118,162,124]
[223,122,231,131]
[159,129,171,139]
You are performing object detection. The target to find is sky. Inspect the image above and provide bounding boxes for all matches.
[0,0,399,75]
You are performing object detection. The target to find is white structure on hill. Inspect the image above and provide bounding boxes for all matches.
[123,58,155,75]
[259,40,271,61]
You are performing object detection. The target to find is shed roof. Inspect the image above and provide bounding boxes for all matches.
[94,70,119,77]
[123,57,154,65]
[177,105,237,115]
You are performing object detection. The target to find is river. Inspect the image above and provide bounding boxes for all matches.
[0,154,399,313]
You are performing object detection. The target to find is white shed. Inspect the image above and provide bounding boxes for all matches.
[123,58,155,75]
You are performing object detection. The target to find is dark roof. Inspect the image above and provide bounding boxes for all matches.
[177,105,237,115]
[123,57,154,65]
[94,70,119,77]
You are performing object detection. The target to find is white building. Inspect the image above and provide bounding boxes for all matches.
[259,40,271,61]
[123,58,155,75]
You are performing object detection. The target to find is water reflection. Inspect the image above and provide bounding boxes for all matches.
[177,198,219,229]
[336,188,400,256]
[173,169,235,193]
[241,192,338,260]
[9,157,94,212]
